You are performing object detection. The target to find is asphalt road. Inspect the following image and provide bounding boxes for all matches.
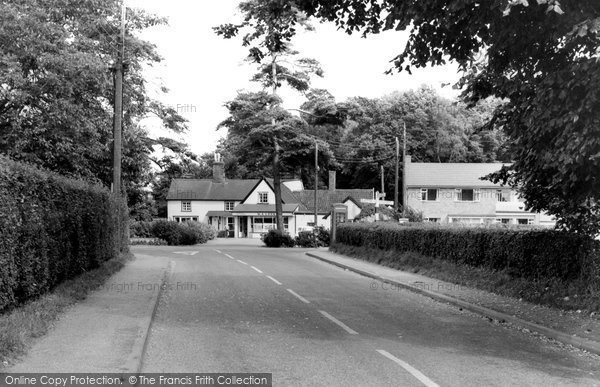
[136,244,600,386]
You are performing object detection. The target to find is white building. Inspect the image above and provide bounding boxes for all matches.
[166,157,373,238]
[405,156,555,226]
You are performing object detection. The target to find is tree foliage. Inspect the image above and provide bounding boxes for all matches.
[0,0,188,218]
[215,0,327,232]
[244,0,600,234]
[217,91,335,187]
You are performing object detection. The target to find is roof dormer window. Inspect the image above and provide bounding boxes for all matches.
[258,192,268,204]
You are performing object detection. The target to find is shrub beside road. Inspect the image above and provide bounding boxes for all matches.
[333,223,600,312]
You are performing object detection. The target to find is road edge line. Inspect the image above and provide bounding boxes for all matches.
[123,260,173,373]
[306,252,600,356]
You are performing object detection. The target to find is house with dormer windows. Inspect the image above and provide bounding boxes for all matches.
[404,156,555,226]
[166,155,373,238]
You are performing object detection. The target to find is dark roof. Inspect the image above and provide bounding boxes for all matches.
[232,204,299,214]
[166,178,298,202]
[406,162,509,188]
[293,189,374,214]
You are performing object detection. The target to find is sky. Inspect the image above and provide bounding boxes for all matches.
[127,0,461,155]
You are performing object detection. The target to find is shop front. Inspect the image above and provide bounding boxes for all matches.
[232,204,299,239]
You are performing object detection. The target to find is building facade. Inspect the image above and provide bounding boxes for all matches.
[166,157,374,238]
[405,156,555,226]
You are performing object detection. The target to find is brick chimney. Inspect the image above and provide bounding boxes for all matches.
[213,153,225,183]
[329,170,336,192]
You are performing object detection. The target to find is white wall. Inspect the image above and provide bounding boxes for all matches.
[407,188,498,222]
[344,200,362,220]
[243,180,274,204]
[168,200,225,222]
[295,213,329,233]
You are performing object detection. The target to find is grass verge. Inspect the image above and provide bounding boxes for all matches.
[331,244,600,313]
[0,252,134,367]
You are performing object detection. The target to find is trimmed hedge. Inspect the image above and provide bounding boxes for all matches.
[334,223,599,283]
[0,156,128,312]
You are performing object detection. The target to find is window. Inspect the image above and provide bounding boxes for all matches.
[181,201,191,212]
[517,218,533,225]
[455,189,480,202]
[251,217,288,232]
[425,218,440,223]
[174,216,197,223]
[496,190,510,202]
[258,192,268,204]
[450,217,483,224]
[420,188,438,201]
[225,201,235,211]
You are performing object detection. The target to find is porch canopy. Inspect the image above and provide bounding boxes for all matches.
[206,211,232,217]
[232,204,298,216]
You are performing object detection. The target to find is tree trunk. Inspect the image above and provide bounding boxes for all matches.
[273,139,284,232]
[270,54,284,233]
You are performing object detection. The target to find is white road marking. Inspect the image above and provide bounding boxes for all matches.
[224,254,235,260]
[287,289,310,304]
[251,266,263,274]
[266,276,282,285]
[237,259,248,265]
[173,251,199,256]
[319,311,358,335]
[213,249,222,254]
[376,350,440,387]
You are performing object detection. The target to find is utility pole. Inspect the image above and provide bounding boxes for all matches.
[394,137,399,212]
[112,1,126,195]
[314,141,318,231]
[380,165,385,195]
[402,122,407,216]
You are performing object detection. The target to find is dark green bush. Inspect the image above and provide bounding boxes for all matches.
[0,156,128,312]
[262,229,295,248]
[149,220,216,246]
[295,227,331,248]
[334,223,599,283]
[295,231,319,247]
[130,220,153,238]
[315,226,330,247]
[150,220,182,245]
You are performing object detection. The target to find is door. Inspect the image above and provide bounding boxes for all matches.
[239,216,248,238]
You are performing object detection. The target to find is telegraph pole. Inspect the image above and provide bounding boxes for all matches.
[380,165,385,195]
[112,1,126,195]
[394,137,400,212]
[314,141,318,231]
[402,122,407,216]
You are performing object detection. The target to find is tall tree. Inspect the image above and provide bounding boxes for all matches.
[0,0,188,216]
[217,91,335,193]
[240,0,600,234]
[215,1,325,232]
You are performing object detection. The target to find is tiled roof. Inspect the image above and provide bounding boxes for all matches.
[166,178,298,202]
[166,179,259,200]
[406,162,509,188]
[293,189,374,213]
[232,204,299,213]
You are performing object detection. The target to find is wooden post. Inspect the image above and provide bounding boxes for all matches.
[380,165,385,195]
[112,1,126,195]
[314,141,318,232]
[402,122,407,216]
[394,137,399,212]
